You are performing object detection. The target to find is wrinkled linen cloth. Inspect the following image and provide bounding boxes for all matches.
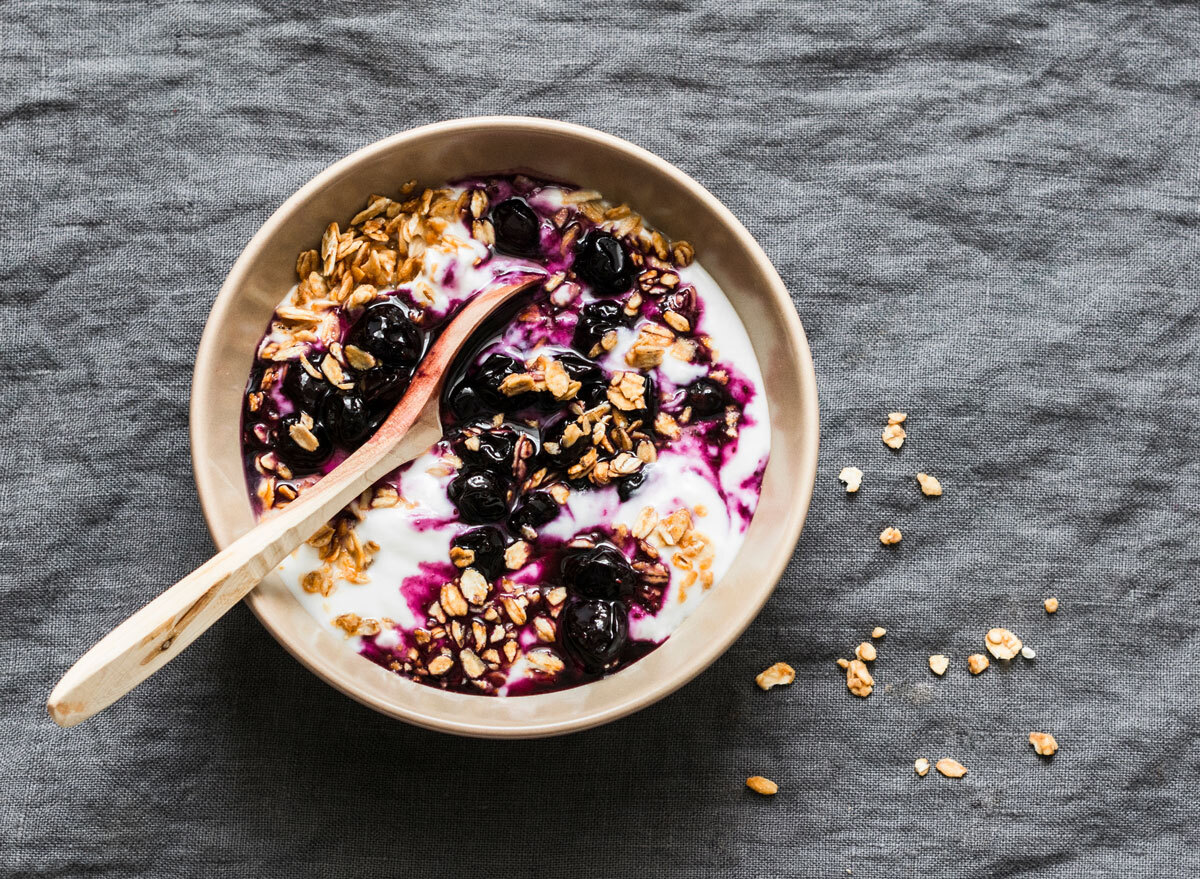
[2,1,1197,876]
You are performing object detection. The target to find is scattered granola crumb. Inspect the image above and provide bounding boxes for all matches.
[985,627,1023,660]
[836,657,850,669]
[916,472,943,496]
[756,662,796,691]
[838,466,863,493]
[1044,596,1059,613]
[967,653,990,675]
[1029,732,1059,756]
[879,526,902,545]
[855,641,877,662]
[888,412,907,425]
[914,758,931,777]
[846,659,874,697]
[871,626,887,639]
[881,423,906,449]
[1021,645,1037,660]
[746,776,778,796]
[935,758,967,778]
[929,654,950,676]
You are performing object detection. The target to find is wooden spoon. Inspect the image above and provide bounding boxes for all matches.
[47,275,541,728]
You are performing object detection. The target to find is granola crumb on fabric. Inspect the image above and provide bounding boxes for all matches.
[746,776,778,795]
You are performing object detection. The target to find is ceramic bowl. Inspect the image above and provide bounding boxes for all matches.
[190,116,819,738]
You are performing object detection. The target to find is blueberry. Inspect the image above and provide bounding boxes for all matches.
[541,417,590,468]
[359,366,409,410]
[490,197,541,256]
[447,467,511,525]
[561,598,629,672]
[450,526,507,581]
[348,302,423,368]
[572,300,629,355]
[574,230,633,296]
[685,378,728,419]
[471,353,525,409]
[560,543,636,599]
[282,363,330,411]
[276,414,332,475]
[661,286,697,326]
[321,393,375,447]
[508,490,559,534]
[616,467,649,502]
[445,380,489,421]
[557,351,609,407]
[455,428,516,475]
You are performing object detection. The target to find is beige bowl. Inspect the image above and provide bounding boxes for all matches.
[191,117,819,738]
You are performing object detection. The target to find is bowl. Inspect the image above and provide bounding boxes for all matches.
[190,116,819,738]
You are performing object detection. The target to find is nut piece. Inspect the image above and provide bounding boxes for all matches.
[879,527,903,545]
[1029,732,1059,756]
[929,654,950,676]
[846,659,874,697]
[745,776,778,796]
[504,540,531,570]
[1020,645,1037,660]
[888,412,907,425]
[985,627,1023,660]
[755,662,796,691]
[459,568,489,605]
[916,472,943,496]
[935,758,968,778]
[460,649,486,679]
[882,424,906,449]
[871,626,887,639]
[439,582,469,617]
[838,466,863,493]
[1044,596,1059,613]
[855,641,877,662]
[967,653,990,675]
[914,758,931,777]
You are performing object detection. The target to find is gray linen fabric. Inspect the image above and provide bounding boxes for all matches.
[2,1,1198,876]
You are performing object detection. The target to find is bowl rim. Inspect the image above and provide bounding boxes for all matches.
[190,115,819,737]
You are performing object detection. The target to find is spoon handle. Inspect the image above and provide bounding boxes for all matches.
[47,276,538,728]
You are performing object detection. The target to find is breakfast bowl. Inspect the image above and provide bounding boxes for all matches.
[190,116,819,738]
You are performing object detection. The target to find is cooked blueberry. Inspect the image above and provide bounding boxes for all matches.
[450,526,507,581]
[490,197,541,256]
[277,413,332,474]
[359,366,409,409]
[446,380,489,421]
[348,302,423,368]
[556,351,608,406]
[541,417,590,467]
[561,598,629,672]
[447,467,511,524]
[282,363,329,411]
[616,467,649,502]
[574,230,633,296]
[508,490,559,534]
[455,428,516,475]
[661,286,698,325]
[685,378,728,419]
[471,353,524,407]
[321,393,375,447]
[560,543,636,599]
[572,300,629,354]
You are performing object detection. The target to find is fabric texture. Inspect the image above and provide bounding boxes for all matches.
[2,1,1197,876]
